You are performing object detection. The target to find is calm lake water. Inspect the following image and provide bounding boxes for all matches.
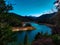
[10,23,52,45]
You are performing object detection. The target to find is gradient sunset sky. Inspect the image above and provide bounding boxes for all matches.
[5,0,56,17]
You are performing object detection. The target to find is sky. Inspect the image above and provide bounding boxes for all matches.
[5,0,56,17]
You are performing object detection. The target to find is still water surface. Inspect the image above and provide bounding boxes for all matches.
[10,23,52,45]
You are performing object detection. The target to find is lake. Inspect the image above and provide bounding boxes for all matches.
[10,23,52,45]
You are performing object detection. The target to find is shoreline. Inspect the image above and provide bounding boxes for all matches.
[12,26,36,32]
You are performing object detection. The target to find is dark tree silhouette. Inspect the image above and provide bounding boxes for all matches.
[0,0,13,14]
[0,0,17,45]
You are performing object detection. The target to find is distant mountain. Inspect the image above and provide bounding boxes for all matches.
[9,13,29,22]
[36,12,56,24]
[9,13,37,22]
[24,16,37,22]
[10,12,57,22]
[0,13,23,26]
[9,13,33,21]
[8,12,56,24]
[0,13,37,26]
[0,12,56,27]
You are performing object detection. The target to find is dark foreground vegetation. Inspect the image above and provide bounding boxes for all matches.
[32,33,60,45]
[0,0,60,45]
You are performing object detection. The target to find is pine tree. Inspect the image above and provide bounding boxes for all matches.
[0,0,16,45]
[0,0,13,14]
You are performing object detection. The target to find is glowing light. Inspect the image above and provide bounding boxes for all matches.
[29,13,43,17]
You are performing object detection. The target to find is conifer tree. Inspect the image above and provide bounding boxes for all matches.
[0,0,16,45]
[0,0,13,14]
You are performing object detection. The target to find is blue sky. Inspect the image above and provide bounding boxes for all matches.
[5,0,56,17]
